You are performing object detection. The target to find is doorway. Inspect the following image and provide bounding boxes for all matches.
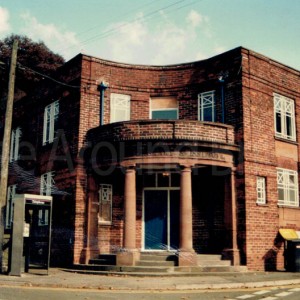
[143,189,180,251]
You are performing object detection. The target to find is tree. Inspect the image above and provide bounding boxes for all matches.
[0,34,65,102]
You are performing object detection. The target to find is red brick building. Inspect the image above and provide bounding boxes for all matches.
[4,46,300,271]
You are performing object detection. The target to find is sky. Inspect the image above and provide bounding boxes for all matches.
[0,0,300,70]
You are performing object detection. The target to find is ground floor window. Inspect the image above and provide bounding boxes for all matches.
[98,184,112,224]
[277,168,299,207]
[256,176,266,204]
[5,184,17,229]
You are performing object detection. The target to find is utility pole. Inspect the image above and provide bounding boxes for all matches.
[0,40,18,273]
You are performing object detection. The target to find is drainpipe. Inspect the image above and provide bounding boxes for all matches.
[98,81,108,126]
[219,76,225,123]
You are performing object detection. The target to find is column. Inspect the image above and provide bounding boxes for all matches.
[230,169,240,266]
[178,165,197,266]
[116,167,140,266]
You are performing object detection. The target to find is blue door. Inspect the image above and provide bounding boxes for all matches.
[144,190,179,250]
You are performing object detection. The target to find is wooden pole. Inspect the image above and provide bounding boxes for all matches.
[0,40,18,273]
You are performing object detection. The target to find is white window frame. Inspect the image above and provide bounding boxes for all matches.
[274,93,296,141]
[10,127,21,162]
[256,176,266,204]
[98,184,113,224]
[110,93,130,123]
[198,91,215,122]
[43,100,59,145]
[40,171,55,196]
[5,184,17,229]
[277,168,299,207]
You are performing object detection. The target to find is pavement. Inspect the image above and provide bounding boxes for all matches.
[1,268,300,291]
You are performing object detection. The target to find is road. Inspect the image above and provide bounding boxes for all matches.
[1,285,300,300]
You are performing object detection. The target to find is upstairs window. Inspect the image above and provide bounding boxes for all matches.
[151,97,178,119]
[43,100,59,145]
[10,127,21,162]
[277,168,299,207]
[40,171,55,196]
[5,184,17,229]
[274,94,296,141]
[110,93,130,123]
[98,184,112,224]
[198,91,215,122]
[256,176,266,205]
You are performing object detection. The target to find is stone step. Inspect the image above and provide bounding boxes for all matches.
[89,254,116,266]
[140,253,177,262]
[197,254,222,261]
[70,264,248,275]
[136,260,176,267]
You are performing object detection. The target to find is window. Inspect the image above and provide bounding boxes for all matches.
[277,168,299,207]
[274,94,296,141]
[40,172,55,196]
[43,100,59,145]
[110,93,130,123]
[198,91,215,122]
[98,184,112,224]
[38,208,49,226]
[256,176,266,204]
[5,185,17,229]
[151,97,178,120]
[10,127,21,162]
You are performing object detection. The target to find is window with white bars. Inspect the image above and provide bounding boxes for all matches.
[10,127,21,162]
[198,91,215,122]
[256,176,266,204]
[110,93,130,123]
[40,172,55,196]
[43,100,59,145]
[98,184,112,224]
[274,94,296,141]
[277,168,299,207]
[5,184,17,229]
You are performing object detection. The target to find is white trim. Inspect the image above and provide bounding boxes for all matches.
[9,127,21,162]
[198,90,215,122]
[274,93,296,141]
[43,100,59,145]
[256,176,266,204]
[110,93,131,123]
[277,168,299,207]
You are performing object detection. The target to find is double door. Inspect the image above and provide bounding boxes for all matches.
[143,189,180,251]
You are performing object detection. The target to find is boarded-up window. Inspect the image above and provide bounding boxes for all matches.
[151,97,178,119]
[110,93,130,123]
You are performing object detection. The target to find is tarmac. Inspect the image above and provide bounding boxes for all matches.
[1,268,300,291]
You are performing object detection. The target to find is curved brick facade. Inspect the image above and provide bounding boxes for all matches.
[3,47,300,272]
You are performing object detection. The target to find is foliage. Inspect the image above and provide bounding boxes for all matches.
[0,34,65,101]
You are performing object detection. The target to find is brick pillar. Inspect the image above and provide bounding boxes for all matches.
[178,165,197,266]
[80,173,99,264]
[117,167,140,266]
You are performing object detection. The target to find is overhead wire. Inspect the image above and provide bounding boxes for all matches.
[57,0,191,53]
[17,63,80,89]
